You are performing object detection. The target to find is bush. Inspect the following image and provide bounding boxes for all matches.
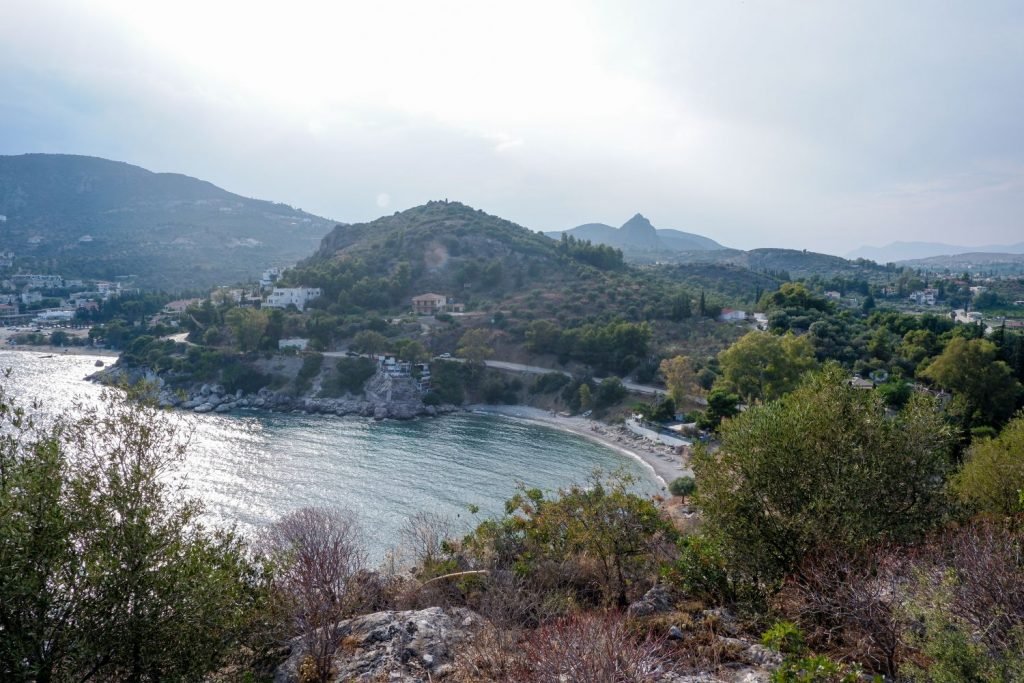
[293,353,324,395]
[0,388,267,681]
[771,655,865,683]
[668,476,696,498]
[529,372,570,395]
[693,365,954,593]
[762,621,805,656]
[321,357,377,397]
[953,411,1024,516]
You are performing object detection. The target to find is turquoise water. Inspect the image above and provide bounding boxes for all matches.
[2,351,657,557]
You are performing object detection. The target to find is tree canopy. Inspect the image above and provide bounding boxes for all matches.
[918,337,1022,427]
[717,331,817,402]
[692,365,954,589]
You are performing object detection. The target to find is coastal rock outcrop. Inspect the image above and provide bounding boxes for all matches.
[91,363,456,421]
[274,607,479,683]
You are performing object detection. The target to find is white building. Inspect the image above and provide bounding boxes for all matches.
[718,308,747,322]
[264,287,322,311]
[34,310,75,324]
[260,267,282,288]
[24,274,63,289]
[20,291,43,305]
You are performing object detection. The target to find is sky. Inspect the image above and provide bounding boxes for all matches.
[1,0,1022,256]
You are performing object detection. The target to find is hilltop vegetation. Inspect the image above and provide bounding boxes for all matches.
[0,154,334,289]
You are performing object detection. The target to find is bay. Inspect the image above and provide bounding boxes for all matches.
[2,350,657,558]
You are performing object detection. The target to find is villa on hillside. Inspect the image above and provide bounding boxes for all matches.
[264,287,322,311]
[411,293,464,315]
[718,308,747,322]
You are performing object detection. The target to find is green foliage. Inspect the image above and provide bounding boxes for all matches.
[902,571,1024,683]
[668,476,696,498]
[481,372,522,404]
[760,282,833,313]
[461,472,676,608]
[222,359,272,394]
[762,621,806,656]
[876,379,912,408]
[660,355,697,406]
[718,331,817,402]
[692,365,954,592]
[663,533,738,605]
[457,328,494,364]
[556,233,625,270]
[294,353,324,395]
[225,307,269,352]
[953,411,1024,516]
[593,376,627,409]
[427,360,466,405]
[320,357,377,397]
[695,388,740,431]
[0,387,267,681]
[529,372,571,395]
[352,329,390,354]
[919,336,1022,427]
[771,655,867,683]
[577,383,593,411]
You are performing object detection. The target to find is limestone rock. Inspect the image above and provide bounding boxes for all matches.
[628,582,673,617]
[274,607,478,683]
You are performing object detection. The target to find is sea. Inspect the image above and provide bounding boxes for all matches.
[2,350,658,559]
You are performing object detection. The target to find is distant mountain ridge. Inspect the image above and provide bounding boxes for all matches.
[0,153,335,289]
[847,240,1024,263]
[546,213,726,254]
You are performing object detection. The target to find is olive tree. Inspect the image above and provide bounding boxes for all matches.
[692,365,954,590]
[0,386,266,682]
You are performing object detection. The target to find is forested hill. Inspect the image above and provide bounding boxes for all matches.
[292,200,627,306]
[0,154,335,289]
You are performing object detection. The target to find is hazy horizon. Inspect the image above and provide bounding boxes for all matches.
[2,1,1022,256]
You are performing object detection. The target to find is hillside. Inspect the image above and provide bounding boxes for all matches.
[652,246,891,281]
[0,154,335,289]
[898,251,1024,275]
[547,213,726,255]
[847,240,1024,262]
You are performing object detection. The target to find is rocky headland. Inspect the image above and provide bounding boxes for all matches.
[89,363,458,421]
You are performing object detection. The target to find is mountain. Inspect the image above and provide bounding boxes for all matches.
[547,214,726,254]
[0,154,335,289]
[847,240,1024,263]
[897,252,1024,275]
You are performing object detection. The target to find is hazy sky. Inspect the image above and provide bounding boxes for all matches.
[1,1,1022,255]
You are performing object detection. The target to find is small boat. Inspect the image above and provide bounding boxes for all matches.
[39,354,53,359]
[94,359,105,367]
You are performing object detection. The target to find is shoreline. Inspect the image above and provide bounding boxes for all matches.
[2,345,121,357]
[12,345,690,490]
[464,404,693,491]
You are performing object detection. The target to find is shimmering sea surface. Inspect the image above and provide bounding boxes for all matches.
[2,350,656,557]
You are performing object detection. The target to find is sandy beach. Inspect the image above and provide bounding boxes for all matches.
[0,328,120,357]
[464,404,693,490]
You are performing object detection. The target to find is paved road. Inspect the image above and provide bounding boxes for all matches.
[316,353,707,405]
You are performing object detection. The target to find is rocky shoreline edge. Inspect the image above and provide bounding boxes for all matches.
[88,364,459,421]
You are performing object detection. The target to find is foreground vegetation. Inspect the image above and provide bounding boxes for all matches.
[3,362,1023,681]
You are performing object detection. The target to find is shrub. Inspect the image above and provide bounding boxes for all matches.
[529,372,570,395]
[321,357,376,397]
[693,365,954,593]
[762,621,806,656]
[771,655,865,683]
[953,411,1024,516]
[0,388,267,681]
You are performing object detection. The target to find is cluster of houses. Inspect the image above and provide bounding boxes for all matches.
[0,273,126,324]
